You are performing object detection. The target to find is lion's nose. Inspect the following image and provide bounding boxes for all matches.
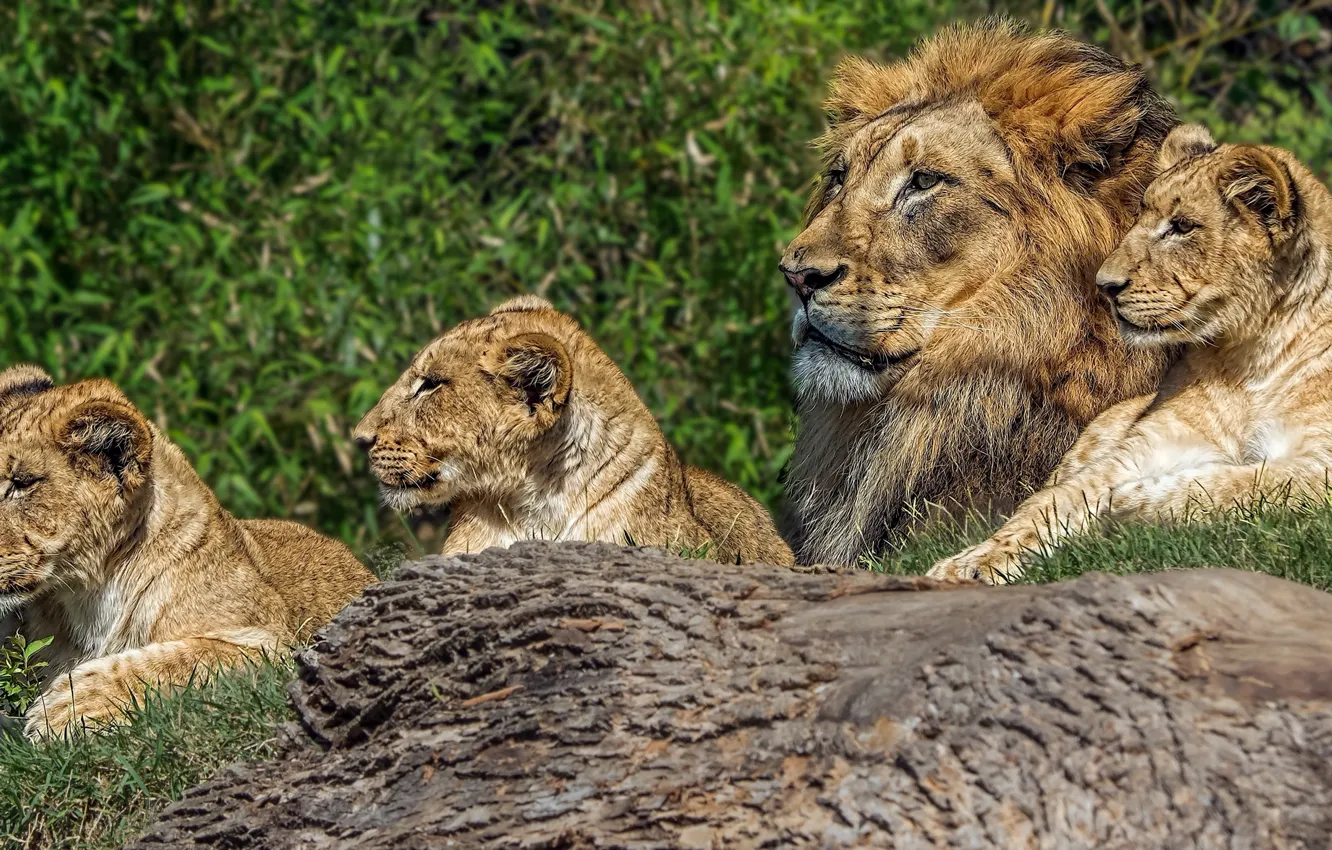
[780,263,848,302]
[1095,271,1131,299]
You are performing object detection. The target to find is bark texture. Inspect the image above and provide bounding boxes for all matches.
[133,542,1332,848]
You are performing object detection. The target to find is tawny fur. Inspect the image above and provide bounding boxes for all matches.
[354,297,793,566]
[931,126,1332,584]
[780,20,1176,565]
[0,371,375,738]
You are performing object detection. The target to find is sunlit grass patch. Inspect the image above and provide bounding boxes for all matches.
[0,659,293,850]
[868,497,1332,593]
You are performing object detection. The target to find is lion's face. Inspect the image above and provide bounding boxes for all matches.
[779,23,1180,564]
[781,101,1022,404]
[0,367,153,616]
[1098,125,1300,347]
[353,298,573,512]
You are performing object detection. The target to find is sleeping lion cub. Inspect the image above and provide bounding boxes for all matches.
[354,296,794,566]
[930,125,1332,584]
[0,367,375,738]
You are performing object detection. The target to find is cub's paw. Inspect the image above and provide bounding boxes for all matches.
[24,670,132,741]
[927,543,1024,586]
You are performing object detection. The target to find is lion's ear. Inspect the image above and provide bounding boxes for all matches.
[1057,72,1176,195]
[0,365,53,404]
[1158,124,1216,173]
[824,56,910,125]
[495,333,572,425]
[60,397,153,492]
[1220,146,1300,243]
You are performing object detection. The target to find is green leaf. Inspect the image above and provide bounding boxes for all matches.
[23,636,53,661]
[127,184,172,206]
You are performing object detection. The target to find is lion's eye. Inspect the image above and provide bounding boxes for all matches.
[1169,217,1199,236]
[909,171,940,191]
[826,167,846,198]
[411,375,449,398]
[8,474,40,495]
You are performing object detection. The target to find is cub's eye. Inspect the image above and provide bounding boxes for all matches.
[1168,217,1199,236]
[410,375,449,398]
[909,171,941,191]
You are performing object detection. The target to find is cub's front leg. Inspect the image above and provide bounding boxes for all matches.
[928,475,1116,585]
[927,400,1151,585]
[25,630,279,740]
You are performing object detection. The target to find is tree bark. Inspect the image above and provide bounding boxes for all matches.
[133,542,1332,848]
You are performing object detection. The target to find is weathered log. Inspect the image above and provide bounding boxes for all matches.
[132,542,1332,848]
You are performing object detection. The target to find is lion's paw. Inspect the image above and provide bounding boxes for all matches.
[927,542,1024,586]
[25,670,131,741]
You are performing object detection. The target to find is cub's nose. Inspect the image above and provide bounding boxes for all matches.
[352,431,376,451]
[780,263,848,302]
[1095,271,1131,299]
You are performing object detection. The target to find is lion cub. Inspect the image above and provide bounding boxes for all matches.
[931,125,1332,584]
[0,367,375,738]
[354,296,794,566]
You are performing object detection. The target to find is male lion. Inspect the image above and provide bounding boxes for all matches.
[780,21,1176,565]
[0,367,375,738]
[353,296,794,566]
[932,126,1332,583]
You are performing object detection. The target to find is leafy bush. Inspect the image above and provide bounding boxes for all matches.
[0,634,52,718]
[0,0,946,553]
[2,1,1326,557]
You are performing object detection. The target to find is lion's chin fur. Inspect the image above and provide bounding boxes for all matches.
[379,485,432,513]
[791,341,888,406]
[0,592,30,618]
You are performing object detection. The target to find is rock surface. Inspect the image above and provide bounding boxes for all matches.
[133,542,1332,848]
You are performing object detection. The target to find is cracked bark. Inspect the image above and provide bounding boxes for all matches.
[132,542,1332,848]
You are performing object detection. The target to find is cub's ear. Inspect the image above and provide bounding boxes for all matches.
[60,398,153,492]
[490,295,555,316]
[0,365,54,403]
[495,333,572,421]
[1221,146,1299,243]
[1157,124,1216,173]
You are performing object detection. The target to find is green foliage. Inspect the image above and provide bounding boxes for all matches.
[1038,0,1332,178]
[2,1,1324,555]
[0,634,52,718]
[676,540,715,561]
[0,0,947,553]
[0,659,292,850]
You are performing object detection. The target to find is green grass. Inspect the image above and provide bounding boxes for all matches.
[872,499,1332,593]
[0,660,292,850]
[10,503,1332,849]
